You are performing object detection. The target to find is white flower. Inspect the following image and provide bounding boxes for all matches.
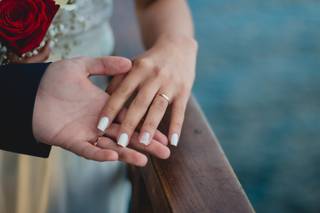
[54,0,69,6]
[54,0,77,11]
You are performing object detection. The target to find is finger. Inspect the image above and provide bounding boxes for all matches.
[115,108,168,145]
[66,141,119,162]
[129,131,170,159]
[96,71,142,134]
[105,124,170,159]
[169,95,189,146]
[78,56,132,76]
[106,75,126,94]
[96,137,148,167]
[153,130,168,145]
[114,108,127,122]
[117,79,160,147]
[139,90,172,146]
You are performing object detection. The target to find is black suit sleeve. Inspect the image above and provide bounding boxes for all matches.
[0,63,51,158]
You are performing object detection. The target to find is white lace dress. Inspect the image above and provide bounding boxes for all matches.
[0,1,131,213]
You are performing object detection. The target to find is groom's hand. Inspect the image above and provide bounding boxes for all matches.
[32,56,170,166]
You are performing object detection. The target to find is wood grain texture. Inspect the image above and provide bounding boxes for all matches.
[128,166,153,213]
[145,98,254,213]
[111,1,254,212]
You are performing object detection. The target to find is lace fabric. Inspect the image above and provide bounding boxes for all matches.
[54,0,113,35]
[49,0,114,59]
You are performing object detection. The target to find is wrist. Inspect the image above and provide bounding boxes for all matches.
[32,78,45,143]
[32,63,51,143]
[156,33,198,52]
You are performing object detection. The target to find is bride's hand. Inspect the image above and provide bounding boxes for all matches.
[34,56,170,166]
[97,35,198,147]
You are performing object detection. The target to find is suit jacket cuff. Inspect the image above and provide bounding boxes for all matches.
[0,63,51,158]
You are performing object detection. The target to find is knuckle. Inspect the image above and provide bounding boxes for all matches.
[122,120,137,132]
[172,121,183,130]
[154,97,168,111]
[152,66,169,81]
[144,120,157,131]
[152,65,162,76]
[132,93,150,109]
[105,103,118,116]
[134,58,171,82]
[116,83,131,96]
[180,83,191,95]
[134,58,153,69]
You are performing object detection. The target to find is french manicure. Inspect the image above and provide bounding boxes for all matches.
[97,117,109,132]
[170,133,179,146]
[140,132,150,145]
[118,133,129,147]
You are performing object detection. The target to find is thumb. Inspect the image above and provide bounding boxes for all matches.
[83,56,132,76]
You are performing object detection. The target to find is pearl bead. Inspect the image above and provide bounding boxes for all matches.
[26,52,33,57]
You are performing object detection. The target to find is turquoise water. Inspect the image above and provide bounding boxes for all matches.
[189,1,320,212]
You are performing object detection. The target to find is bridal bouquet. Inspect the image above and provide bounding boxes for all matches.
[0,0,69,65]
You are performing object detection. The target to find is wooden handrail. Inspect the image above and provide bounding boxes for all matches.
[111,1,254,212]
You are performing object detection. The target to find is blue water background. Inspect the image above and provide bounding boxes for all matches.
[189,1,320,212]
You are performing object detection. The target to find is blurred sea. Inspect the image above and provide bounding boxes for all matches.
[189,1,320,212]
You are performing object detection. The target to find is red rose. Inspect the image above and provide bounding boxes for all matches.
[0,0,59,55]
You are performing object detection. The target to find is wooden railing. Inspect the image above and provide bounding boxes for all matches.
[111,1,254,213]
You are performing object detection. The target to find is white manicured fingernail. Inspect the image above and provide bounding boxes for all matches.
[170,133,179,146]
[118,133,129,147]
[97,117,109,132]
[140,132,150,145]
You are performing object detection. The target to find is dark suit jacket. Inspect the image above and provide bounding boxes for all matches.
[0,63,51,158]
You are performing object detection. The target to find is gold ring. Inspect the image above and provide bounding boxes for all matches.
[159,93,170,102]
